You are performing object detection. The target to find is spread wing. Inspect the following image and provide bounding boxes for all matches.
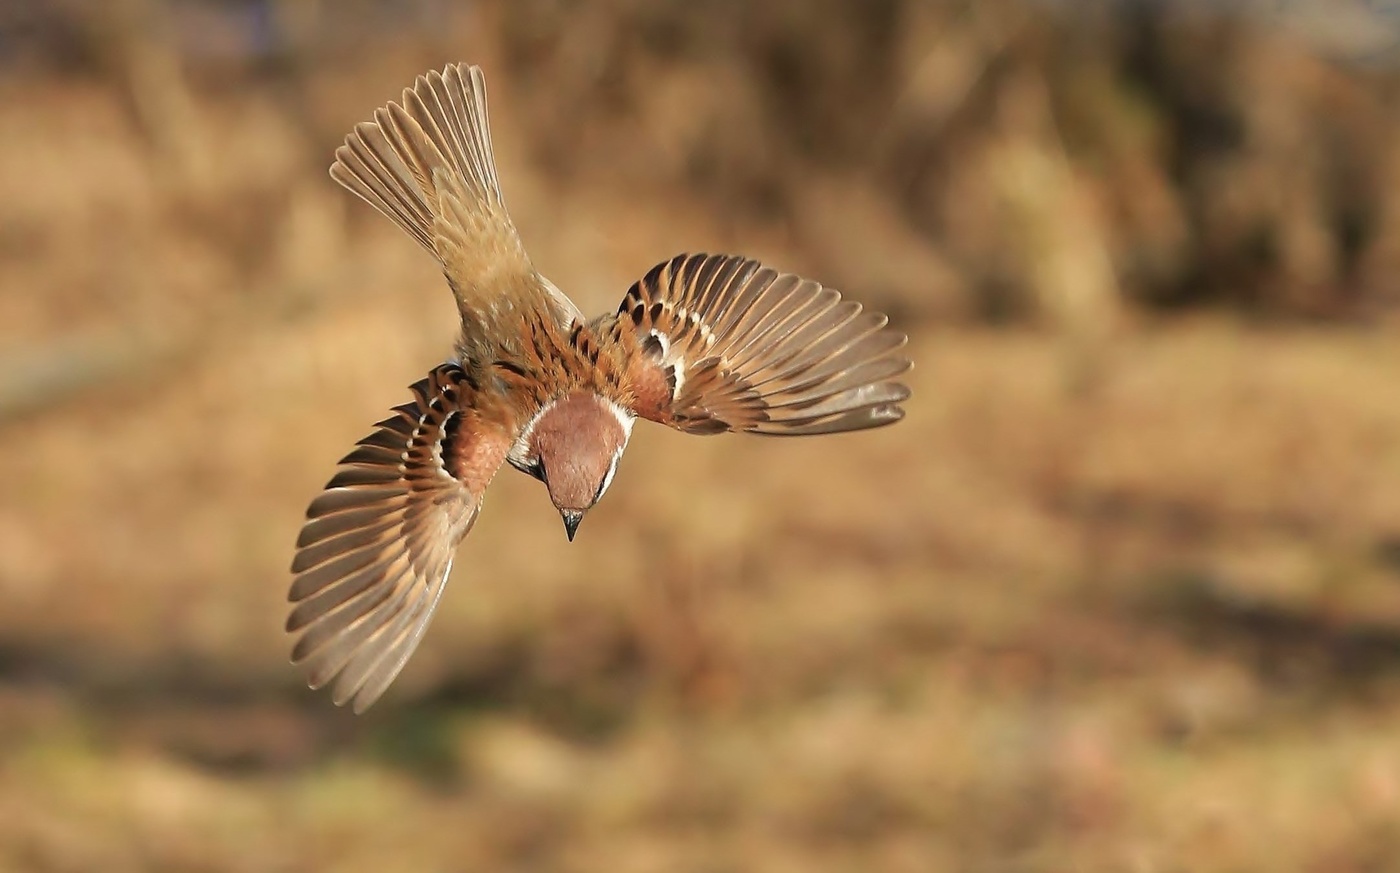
[286,364,508,713]
[616,253,911,435]
[329,63,581,340]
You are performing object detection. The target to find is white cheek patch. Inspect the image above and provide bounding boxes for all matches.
[508,399,554,468]
[595,400,634,503]
[604,399,637,444]
[596,451,621,501]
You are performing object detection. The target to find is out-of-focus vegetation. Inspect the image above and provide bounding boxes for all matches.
[4,1,1400,870]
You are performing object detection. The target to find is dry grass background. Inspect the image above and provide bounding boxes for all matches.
[4,0,1400,870]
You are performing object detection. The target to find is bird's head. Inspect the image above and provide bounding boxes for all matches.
[510,392,634,540]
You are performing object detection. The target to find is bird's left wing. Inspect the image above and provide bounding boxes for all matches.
[286,363,510,713]
[614,253,911,435]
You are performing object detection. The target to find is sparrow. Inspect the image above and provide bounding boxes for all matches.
[287,63,912,712]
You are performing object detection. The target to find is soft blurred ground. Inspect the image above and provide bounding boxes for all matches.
[4,1,1400,871]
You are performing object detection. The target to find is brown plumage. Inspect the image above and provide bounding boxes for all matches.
[289,63,912,712]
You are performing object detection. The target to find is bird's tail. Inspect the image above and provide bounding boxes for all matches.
[331,63,506,252]
[330,63,544,322]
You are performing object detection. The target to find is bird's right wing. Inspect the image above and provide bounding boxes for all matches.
[616,253,912,435]
[329,63,582,335]
[286,363,510,713]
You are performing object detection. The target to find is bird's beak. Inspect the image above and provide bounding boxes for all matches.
[561,510,583,542]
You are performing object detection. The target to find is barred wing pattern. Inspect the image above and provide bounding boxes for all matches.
[287,364,499,713]
[618,253,911,435]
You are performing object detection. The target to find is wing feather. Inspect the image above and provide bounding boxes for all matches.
[286,363,507,713]
[616,254,911,435]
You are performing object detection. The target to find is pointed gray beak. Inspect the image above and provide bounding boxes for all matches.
[561,510,582,542]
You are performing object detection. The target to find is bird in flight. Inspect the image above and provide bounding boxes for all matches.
[287,63,912,712]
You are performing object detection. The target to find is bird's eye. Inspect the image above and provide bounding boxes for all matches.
[511,456,547,483]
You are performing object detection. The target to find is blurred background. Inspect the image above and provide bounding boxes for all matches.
[4,0,1400,869]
